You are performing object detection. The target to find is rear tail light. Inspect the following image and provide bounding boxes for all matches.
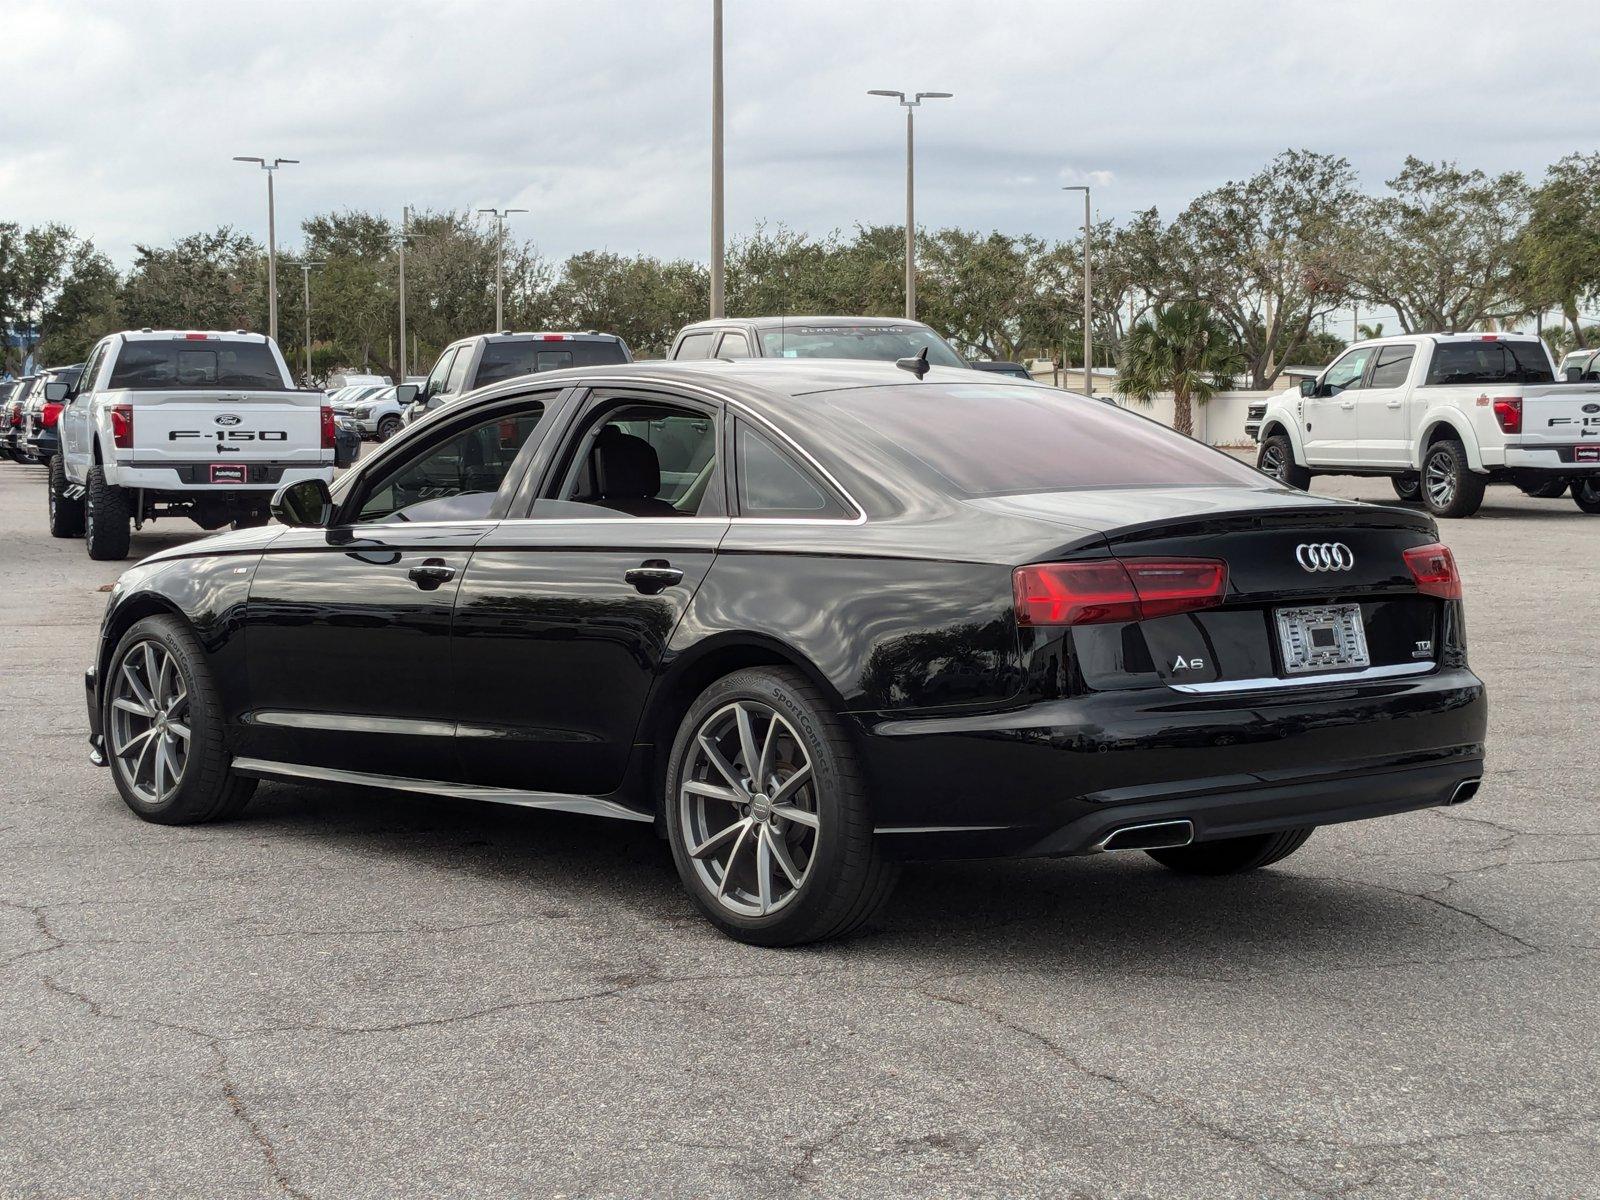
[110,404,133,448]
[1403,542,1462,600]
[1014,559,1228,626]
[1491,397,1522,434]
[42,402,63,429]
[320,405,335,449]
[7,407,19,428]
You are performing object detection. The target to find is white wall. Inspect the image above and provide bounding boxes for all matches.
[1025,365,1283,446]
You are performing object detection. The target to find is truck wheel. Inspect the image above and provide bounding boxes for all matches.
[48,455,85,538]
[1391,473,1422,502]
[1520,478,1570,499]
[376,416,402,442]
[1146,828,1313,875]
[1257,434,1310,490]
[1421,439,1485,518]
[1574,480,1600,514]
[84,465,132,560]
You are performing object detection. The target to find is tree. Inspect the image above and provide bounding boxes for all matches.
[1348,158,1529,333]
[120,228,266,333]
[1117,302,1244,438]
[1518,152,1600,348]
[551,251,705,356]
[917,229,1074,360]
[1169,150,1360,388]
[36,240,121,364]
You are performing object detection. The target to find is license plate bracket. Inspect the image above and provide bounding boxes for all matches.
[209,464,247,484]
[1575,445,1599,463]
[1275,603,1370,676]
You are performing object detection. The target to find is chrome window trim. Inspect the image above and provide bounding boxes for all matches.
[1168,661,1434,695]
[230,757,653,823]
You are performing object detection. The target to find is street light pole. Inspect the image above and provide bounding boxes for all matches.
[398,206,409,377]
[233,156,298,344]
[299,261,325,383]
[1062,185,1093,395]
[869,89,952,321]
[710,0,725,318]
[477,207,527,332]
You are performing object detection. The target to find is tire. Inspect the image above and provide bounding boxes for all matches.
[103,614,256,825]
[664,667,898,947]
[84,465,132,560]
[1146,827,1314,875]
[1519,477,1569,499]
[1574,479,1600,514]
[48,454,85,538]
[1391,473,1422,502]
[1420,438,1486,518]
[1257,433,1310,490]
[230,511,270,530]
[376,416,402,442]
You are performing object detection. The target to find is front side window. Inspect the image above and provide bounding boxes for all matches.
[108,339,284,390]
[355,402,546,523]
[736,422,850,518]
[674,332,716,360]
[717,332,753,359]
[444,346,475,394]
[1367,346,1415,389]
[423,347,457,397]
[1322,347,1375,394]
[78,341,111,395]
[551,402,720,518]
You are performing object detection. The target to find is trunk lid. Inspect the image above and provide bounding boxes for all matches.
[126,391,326,466]
[1508,382,1600,452]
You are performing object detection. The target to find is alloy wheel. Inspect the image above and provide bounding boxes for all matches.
[1260,443,1285,480]
[1425,451,1456,510]
[679,700,820,917]
[109,639,191,806]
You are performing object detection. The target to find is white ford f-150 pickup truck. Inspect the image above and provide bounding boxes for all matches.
[51,330,344,559]
[1255,332,1600,517]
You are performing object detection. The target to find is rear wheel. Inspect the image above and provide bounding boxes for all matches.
[84,465,132,560]
[1574,479,1600,514]
[376,415,402,442]
[1258,434,1310,490]
[104,615,256,824]
[664,667,897,946]
[1519,477,1570,499]
[1390,473,1422,502]
[1146,828,1313,875]
[1421,438,1485,518]
[48,454,85,538]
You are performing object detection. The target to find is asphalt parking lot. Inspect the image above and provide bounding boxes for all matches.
[1,457,1595,1200]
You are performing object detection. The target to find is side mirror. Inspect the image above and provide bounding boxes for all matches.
[43,382,68,402]
[1299,378,1318,398]
[395,383,418,405]
[270,478,333,528]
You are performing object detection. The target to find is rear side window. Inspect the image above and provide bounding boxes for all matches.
[819,384,1270,496]
[475,338,628,386]
[736,422,851,518]
[1425,341,1553,385]
[108,340,284,390]
[674,332,717,360]
[1368,346,1415,389]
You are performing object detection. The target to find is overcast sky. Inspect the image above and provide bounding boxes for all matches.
[5,0,1598,274]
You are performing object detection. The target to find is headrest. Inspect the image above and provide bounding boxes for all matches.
[590,427,660,499]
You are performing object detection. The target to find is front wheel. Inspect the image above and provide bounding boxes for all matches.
[1147,828,1314,875]
[1421,439,1486,518]
[1574,479,1600,514]
[84,465,132,559]
[376,415,402,442]
[1391,473,1422,502]
[664,667,897,946]
[48,455,85,537]
[1257,434,1310,490]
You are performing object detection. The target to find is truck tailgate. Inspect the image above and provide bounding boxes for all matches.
[128,392,326,465]
[1512,383,1600,451]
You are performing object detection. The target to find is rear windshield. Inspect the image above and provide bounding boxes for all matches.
[1425,340,1553,385]
[109,340,285,390]
[474,338,628,387]
[758,325,966,368]
[818,383,1269,496]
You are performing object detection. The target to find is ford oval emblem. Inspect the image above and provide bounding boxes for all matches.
[215,414,242,426]
[1583,403,1599,414]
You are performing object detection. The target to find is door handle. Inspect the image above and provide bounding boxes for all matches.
[624,560,685,595]
[407,558,456,590]
[1339,400,1356,410]
[1386,400,1402,409]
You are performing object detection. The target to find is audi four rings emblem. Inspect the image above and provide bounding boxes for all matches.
[1295,542,1354,572]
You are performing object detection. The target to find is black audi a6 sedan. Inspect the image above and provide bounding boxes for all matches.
[84,360,1486,945]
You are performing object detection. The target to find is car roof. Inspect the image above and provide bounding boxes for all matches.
[458,331,624,345]
[678,315,933,332]
[118,329,271,342]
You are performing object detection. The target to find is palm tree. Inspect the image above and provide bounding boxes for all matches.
[1117,302,1243,438]
[1358,321,1385,340]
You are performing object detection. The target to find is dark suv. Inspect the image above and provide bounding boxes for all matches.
[405,332,632,424]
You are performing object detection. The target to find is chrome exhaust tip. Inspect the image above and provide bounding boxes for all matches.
[1446,778,1481,806]
[1096,819,1195,852]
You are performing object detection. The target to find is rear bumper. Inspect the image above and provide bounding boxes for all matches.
[856,666,1487,861]
[1503,446,1600,472]
[109,462,333,491]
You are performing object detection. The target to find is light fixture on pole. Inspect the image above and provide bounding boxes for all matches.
[233,156,299,344]
[1062,185,1093,396]
[298,260,325,384]
[477,207,527,332]
[710,0,725,318]
[868,89,952,321]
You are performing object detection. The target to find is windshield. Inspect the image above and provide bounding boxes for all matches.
[758,324,966,367]
[108,340,285,390]
[1425,340,1554,385]
[818,383,1269,496]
